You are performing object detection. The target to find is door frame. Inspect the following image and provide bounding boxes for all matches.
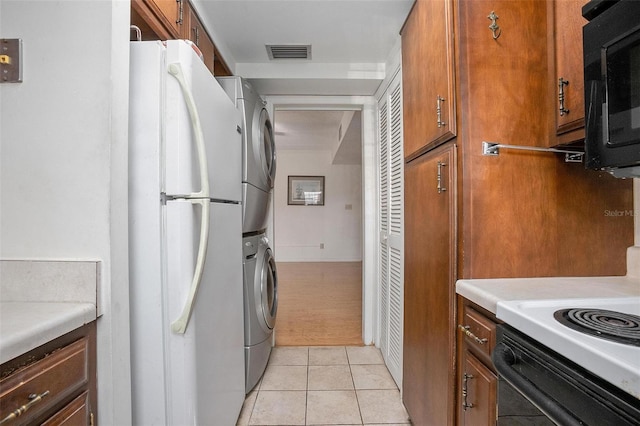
[264,95,378,345]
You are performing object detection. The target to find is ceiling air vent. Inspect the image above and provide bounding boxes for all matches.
[266,44,312,60]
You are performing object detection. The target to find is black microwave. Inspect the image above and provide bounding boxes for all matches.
[583,0,640,178]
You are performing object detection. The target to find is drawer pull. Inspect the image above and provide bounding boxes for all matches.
[558,78,570,116]
[437,161,447,193]
[436,95,446,128]
[0,390,50,424]
[458,324,488,345]
[462,373,474,410]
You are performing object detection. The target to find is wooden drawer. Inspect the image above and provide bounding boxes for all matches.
[41,392,89,426]
[0,338,88,425]
[459,307,496,359]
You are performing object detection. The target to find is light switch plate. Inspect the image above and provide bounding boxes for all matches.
[1,39,23,83]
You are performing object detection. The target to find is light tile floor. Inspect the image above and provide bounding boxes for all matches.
[236,346,412,426]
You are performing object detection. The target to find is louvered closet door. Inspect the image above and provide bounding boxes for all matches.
[378,72,404,388]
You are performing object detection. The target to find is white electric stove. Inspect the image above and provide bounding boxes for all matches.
[497,296,640,399]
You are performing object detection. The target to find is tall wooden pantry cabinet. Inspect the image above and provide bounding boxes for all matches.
[403,142,457,425]
[401,0,634,425]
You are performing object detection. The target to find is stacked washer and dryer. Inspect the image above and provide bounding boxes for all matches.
[217,77,278,393]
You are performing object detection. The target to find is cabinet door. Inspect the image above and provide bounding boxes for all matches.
[379,72,404,388]
[184,5,216,75]
[459,351,497,426]
[131,0,184,40]
[402,0,456,160]
[551,0,588,145]
[458,0,549,151]
[152,0,183,37]
[403,143,457,426]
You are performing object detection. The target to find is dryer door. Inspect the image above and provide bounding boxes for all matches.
[257,108,276,189]
[254,240,278,330]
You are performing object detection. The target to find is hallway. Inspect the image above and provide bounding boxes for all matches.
[236,346,411,425]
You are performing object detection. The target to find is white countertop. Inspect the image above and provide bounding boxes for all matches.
[0,260,99,364]
[456,275,640,314]
[0,302,96,364]
[459,276,640,399]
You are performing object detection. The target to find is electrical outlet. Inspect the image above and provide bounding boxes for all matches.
[0,39,23,83]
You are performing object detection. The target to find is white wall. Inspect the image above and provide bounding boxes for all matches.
[0,1,131,423]
[274,150,362,261]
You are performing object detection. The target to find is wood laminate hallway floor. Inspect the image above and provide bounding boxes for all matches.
[275,262,363,347]
[236,346,411,425]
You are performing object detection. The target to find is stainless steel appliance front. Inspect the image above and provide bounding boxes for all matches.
[583,0,640,177]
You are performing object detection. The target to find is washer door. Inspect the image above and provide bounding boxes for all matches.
[255,107,276,189]
[254,242,278,331]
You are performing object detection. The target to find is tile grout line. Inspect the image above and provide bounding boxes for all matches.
[347,347,366,425]
[305,346,309,426]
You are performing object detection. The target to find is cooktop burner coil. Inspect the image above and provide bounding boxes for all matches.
[553,308,640,346]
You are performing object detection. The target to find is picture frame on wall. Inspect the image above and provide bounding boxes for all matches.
[287,176,325,206]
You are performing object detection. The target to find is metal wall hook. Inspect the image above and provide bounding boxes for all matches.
[488,11,501,40]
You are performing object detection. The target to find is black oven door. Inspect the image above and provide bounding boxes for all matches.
[493,325,640,426]
[583,0,640,177]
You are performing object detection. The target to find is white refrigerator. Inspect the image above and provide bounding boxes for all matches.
[128,40,245,425]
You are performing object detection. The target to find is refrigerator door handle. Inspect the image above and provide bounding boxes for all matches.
[168,62,210,198]
[171,199,210,334]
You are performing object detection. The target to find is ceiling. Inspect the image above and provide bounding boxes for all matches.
[190,0,412,159]
[275,110,362,164]
[191,0,413,96]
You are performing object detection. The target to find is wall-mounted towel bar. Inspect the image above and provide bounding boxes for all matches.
[482,141,584,163]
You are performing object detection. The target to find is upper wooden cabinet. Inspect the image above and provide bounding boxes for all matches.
[182,3,233,76]
[183,3,215,74]
[401,0,456,161]
[131,0,233,77]
[132,0,184,40]
[456,0,558,278]
[548,0,589,146]
[153,0,184,37]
